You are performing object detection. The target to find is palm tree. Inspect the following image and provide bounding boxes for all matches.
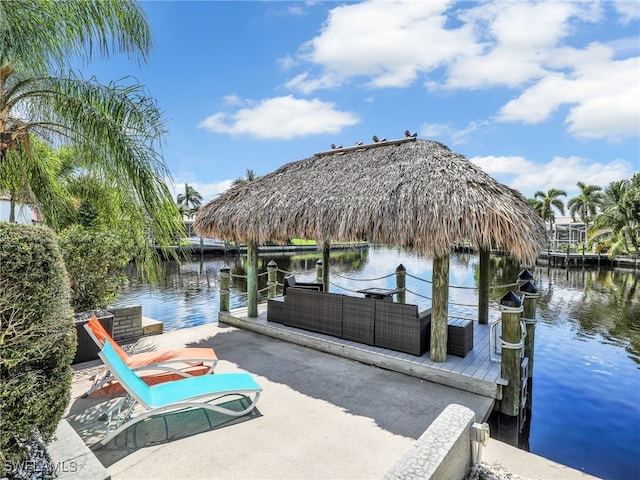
[0,138,71,225]
[177,183,203,218]
[567,182,603,250]
[0,1,184,268]
[232,169,260,186]
[533,188,567,250]
[592,176,640,258]
[0,0,151,74]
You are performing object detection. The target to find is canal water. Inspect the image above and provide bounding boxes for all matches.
[114,246,640,480]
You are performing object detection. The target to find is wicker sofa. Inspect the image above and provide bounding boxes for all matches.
[267,288,432,356]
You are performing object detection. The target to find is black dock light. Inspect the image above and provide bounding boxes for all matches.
[518,269,534,281]
[518,280,537,295]
[500,291,522,308]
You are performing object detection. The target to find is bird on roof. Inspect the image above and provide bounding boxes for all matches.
[405,130,417,138]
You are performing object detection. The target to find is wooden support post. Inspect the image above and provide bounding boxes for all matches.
[395,264,406,304]
[267,260,277,298]
[478,248,490,324]
[499,292,523,417]
[246,241,258,317]
[323,244,330,293]
[430,253,449,363]
[519,280,538,378]
[219,265,231,313]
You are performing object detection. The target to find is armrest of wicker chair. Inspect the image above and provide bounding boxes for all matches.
[283,275,324,296]
[374,302,431,356]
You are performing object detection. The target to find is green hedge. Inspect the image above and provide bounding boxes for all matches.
[0,223,76,474]
[56,224,132,312]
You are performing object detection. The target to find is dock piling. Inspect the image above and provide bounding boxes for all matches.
[519,278,538,378]
[267,260,277,298]
[316,259,323,285]
[219,265,231,313]
[499,291,524,417]
[395,264,406,304]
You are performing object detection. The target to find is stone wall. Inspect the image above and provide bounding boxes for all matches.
[384,404,475,480]
[109,305,144,341]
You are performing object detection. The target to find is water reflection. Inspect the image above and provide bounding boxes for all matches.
[113,247,639,480]
[116,248,640,364]
[533,266,640,364]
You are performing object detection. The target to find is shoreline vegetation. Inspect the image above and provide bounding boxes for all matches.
[161,238,639,269]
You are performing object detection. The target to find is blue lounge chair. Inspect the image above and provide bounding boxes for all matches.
[94,341,262,448]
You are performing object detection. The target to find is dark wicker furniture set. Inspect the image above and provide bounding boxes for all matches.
[267,283,474,357]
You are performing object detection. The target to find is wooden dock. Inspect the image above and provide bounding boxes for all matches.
[538,251,639,269]
[220,305,505,401]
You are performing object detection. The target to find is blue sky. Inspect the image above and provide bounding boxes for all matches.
[79,0,639,204]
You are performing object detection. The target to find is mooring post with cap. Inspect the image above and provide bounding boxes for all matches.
[395,264,406,304]
[316,259,323,285]
[267,260,277,298]
[219,264,231,313]
[499,291,524,417]
[518,269,538,378]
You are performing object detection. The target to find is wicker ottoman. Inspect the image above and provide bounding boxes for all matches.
[447,318,473,357]
[267,296,286,324]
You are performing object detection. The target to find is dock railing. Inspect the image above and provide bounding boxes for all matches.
[220,260,538,418]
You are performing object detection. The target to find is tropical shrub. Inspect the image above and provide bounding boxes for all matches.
[0,222,76,474]
[56,224,133,312]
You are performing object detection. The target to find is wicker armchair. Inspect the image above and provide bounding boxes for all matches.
[374,302,431,356]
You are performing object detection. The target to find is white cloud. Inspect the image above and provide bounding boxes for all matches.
[498,45,640,139]
[285,71,341,94]
[278,54,297,70]
[447,1,585,89]
[470,155,636,198]
[471,155,535,176]
[421,122,453,139]
[613,0,640,23]
[421,120,491,144]
[198,95,359,139]
[285,0,638,142]
[289,0,477,92]
[222,94,244,106]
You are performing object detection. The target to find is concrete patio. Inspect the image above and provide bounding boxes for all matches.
[62,322,599,480]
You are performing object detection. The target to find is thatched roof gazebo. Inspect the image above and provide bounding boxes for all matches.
[194,136,546,362]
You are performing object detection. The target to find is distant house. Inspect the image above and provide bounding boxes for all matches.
[552,216,586,245]
[0,194,38,224]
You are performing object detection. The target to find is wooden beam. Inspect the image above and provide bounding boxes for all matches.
[246,241,259,317]
[430,253,449,363]
[322,244,330,293]
[314,136,416,157]
[478,248,490,324]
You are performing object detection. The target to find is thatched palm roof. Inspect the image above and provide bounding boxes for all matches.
[194,138,546,264]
